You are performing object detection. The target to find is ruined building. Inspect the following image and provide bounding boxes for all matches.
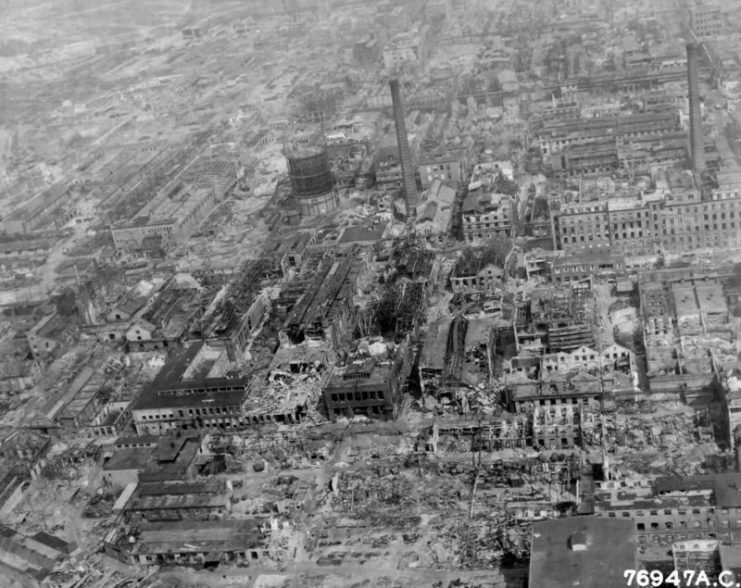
[323,338,413,420]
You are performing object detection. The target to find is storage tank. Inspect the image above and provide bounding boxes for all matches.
[285,144,339,217]
[286,145,335,196]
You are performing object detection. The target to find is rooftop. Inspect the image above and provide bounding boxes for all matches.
[461,191,509,214]
[131,519,263,555]
[338,224,386,245]
[130,342,250,410]
[529,517,637,588]
[654,474,741,507]
[130,493,228,512]
[551,250,625,267]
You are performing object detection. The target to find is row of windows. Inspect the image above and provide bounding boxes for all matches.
[606,507,709,518]
[141,412,291,429]
[563,232,740,248]
[425,164,453,172]
[638,533,726,547]
[138,406,237,420]
[603,507,740,518]
[563,221,739,239]
[465,214,511,222]
[466,231,510,242]
[553,263,623,273]
[515,397,594,407]
[632,520,741,531]
[112,225,174,239]
[329,390,386,403]
[463,221,510,230]
[564,204,741,225]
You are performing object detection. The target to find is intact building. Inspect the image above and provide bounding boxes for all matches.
[129,342,251,435]
[691,7,725,39]
[418,148,468,189]
[528,517,638,588]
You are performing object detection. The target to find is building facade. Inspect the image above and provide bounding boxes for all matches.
[461,193,517,244]
[418,149,468,189]
[323,341,412,420]
[691,7,725,39]
[554,188,741,256]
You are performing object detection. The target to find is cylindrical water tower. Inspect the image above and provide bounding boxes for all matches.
[286,145,339,217]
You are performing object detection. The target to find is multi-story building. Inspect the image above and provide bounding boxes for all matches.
[723,373,741,450]
[84,401,132,439]
[550,251,626,285]
[323,340,412,420]
[691,6,725,39]
[449,255,505,294]
[531,404,585,449]
[538,112,680,156]
[508,343,635,379]
[554,187,741,256]
[418,148,468,189]
[129,342,252,436]
[382,25,429,71]
[461,192,517,244]
[592,473,741,547]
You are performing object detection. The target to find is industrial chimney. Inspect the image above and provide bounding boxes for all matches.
[389,79,419,222]
[686,42,705,174]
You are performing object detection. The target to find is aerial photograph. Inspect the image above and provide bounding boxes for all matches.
[1,0,741,586]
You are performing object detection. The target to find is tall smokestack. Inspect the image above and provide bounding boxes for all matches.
[686,42,705,174]
[389,79,418,222]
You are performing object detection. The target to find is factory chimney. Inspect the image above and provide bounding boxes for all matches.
[389,79,418,223]
[686,42,706,174]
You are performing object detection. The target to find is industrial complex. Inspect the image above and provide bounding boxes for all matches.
[2,0,741,587]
